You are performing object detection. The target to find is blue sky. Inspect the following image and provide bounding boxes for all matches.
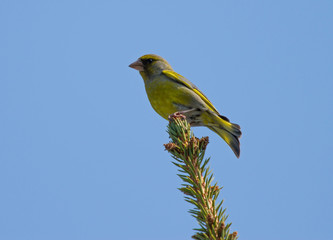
[1,1,332,240]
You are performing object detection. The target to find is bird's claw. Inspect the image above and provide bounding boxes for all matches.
[168,112,187,121]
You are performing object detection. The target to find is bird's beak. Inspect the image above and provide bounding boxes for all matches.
[129,59,144,72]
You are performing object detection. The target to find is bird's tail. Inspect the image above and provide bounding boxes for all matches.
[203,112,242,158]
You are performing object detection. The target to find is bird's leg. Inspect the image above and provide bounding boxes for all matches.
[168,112,186,120]
[169,108,203,126]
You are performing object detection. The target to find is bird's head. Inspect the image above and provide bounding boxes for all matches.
[129,54,173,77]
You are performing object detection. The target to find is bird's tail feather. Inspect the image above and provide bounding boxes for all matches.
[218,115,242,138]
[203,112,242,158]
[207,126,241,158]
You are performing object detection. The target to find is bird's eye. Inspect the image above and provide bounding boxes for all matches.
[147,58,153,63]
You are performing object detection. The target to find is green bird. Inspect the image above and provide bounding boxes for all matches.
[129,54,242,158]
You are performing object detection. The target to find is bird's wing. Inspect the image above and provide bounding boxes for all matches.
[162,70,219,114]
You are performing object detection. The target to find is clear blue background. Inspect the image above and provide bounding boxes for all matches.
[1,1,332,240]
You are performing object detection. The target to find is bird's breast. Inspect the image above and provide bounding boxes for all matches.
[144,78,192,119]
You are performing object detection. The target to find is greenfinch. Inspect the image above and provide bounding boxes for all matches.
[129,54,241,158]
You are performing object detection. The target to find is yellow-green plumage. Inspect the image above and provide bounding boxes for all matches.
[129,54,242,158]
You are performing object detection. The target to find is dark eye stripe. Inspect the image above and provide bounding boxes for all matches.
[142,58,153,65]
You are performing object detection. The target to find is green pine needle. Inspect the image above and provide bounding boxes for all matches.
[164,113,238,240]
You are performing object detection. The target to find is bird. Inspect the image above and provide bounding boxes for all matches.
[129,54,242,158]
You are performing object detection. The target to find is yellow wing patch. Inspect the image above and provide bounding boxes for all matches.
[162,70,219,113]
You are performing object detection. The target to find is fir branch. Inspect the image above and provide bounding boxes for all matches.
[164,113,238,240]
